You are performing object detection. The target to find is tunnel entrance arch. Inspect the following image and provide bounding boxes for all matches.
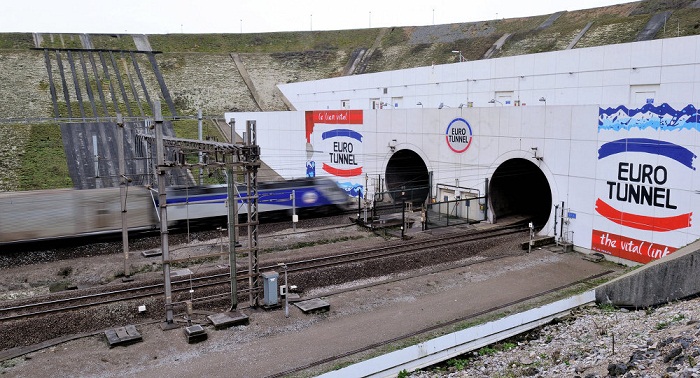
[384,149,430,203]
[489,158,552,226]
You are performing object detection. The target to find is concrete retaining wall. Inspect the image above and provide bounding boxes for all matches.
[595,240,700,308]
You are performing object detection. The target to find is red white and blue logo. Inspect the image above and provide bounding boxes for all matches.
[596,138,693,231]
[592,103,699,263]
[320,128,363,177]
[596,104,698,232]
[445,118,473,153]
[305,110,364,197]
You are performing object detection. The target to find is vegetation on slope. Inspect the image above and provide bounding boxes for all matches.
[18,124,72,190]
[6,0,700,190]
[0,34,34,50]
[148,29,380,53]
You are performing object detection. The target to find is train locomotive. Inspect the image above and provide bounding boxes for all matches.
[166,177,352,222]
[0,177,351,245]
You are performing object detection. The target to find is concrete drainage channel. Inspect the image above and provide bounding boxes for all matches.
[319,291,595,378]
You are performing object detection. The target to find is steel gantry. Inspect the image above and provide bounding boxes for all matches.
[140,101,261,327]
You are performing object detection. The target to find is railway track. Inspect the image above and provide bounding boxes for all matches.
[0,223,528,324]
[283,224,526,271]
[0,212,354,259]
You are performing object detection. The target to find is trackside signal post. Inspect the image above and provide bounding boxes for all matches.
[142,103,261,328]
[116,114,132,281]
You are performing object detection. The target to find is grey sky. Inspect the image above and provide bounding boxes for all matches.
[3,0,634,34]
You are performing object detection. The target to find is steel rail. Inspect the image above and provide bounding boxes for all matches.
[0,224,527,321]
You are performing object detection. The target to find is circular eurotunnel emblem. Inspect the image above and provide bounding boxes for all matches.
[445,118,473,153]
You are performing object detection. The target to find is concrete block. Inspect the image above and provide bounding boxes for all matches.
[595,240,700,308]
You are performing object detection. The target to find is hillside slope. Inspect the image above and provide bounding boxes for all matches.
[2,0,700,190]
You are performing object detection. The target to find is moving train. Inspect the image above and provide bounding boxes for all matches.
[0,177,352,245]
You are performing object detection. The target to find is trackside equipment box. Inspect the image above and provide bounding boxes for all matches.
[262,271,279,306]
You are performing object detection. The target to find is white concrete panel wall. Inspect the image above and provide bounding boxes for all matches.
[497,113,521,163]
[226,100,700,264]
[579,45,605,71]
[630,67,661,85]
[578,70,604,88]
[280,35,700,110]
[631,39,663,68]
[362,111,384,185]
[224,111,307,179]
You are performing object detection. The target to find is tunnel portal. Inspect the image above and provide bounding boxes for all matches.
[384,149,430,203]
[489,158,552,226]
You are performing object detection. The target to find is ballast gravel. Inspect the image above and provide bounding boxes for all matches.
[411,297,700,378]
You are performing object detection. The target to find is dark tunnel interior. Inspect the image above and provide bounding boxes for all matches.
[489,158,552,226]
[384,149,430,203]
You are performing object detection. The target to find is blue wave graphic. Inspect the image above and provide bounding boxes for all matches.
[598,138,696,170]
[599,103,699,131]
[337,181,364,198]
[321,129,363,142]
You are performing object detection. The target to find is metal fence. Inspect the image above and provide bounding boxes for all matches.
[361,187,488,231]
[425,195,487,229]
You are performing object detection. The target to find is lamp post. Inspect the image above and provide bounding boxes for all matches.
[489,99,503,106]
[451,50,465,62]
[416,102,423,108]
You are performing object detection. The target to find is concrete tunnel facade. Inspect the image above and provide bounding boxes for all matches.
[228,100,700,268]
[227,34,700,266]
[227,103,700,268]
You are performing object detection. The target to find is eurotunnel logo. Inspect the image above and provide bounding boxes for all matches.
[445,118,473,153]
[305,110,364,178]
[595,138,693,232]
[591,103,699,263]
[321,129,363,177]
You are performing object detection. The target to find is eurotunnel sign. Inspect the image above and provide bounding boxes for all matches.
[304,110,364,197]
[592,104,697,263]
[445,118,473,153]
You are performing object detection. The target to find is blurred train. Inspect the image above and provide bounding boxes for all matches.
[0,177,352,245]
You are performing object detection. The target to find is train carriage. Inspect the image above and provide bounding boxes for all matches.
[0,187,155,244]
[166,177,352,222]
[1,178,351,244]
